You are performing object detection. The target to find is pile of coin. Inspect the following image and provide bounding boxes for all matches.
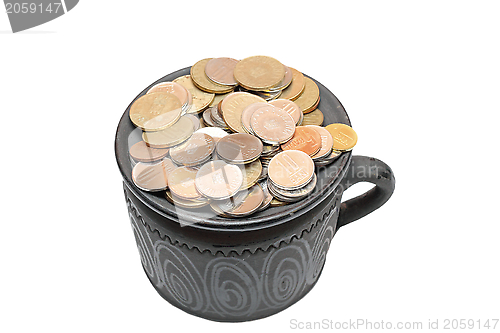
[127,56,358,218]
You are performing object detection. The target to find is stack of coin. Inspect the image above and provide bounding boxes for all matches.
[127,56,359,219]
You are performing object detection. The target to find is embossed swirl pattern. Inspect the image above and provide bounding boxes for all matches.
[127,197,337,319]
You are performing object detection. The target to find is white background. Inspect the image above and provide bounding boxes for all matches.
[1,1,499,332]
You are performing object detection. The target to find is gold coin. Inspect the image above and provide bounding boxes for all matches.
[279,67,305,101]
[221,92,266,133]
[239,160,263,190]
[324,123,358,151]
[294,77,320,114]
[190,59,235,94]
[167,166,201,200]
[142,116,194,148]
[129,92,183,131]
[266,65,293,92]
[165,190,209,209]
[270,198,288,207]
[173,75,215,114]
[303,95,320,114]
[147,82,189,109]
[233,56,285,91]
[209,91,233,107]
[301,108,324,126]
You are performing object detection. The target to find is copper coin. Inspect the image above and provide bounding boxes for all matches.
[281,126,322,156]
[301,108,324,126]
[173,75,215,114]
[205,57,239,86]
[233,56,285,91]
[306,125,334,160]
[268,150,315,190]
[294,77,320,114]
[183,113,201,131]
[132,158,177,192]
[169,133,215,166]
[129,92,182,131]
[190,59,234,94]
[165,190,209,209]
[221,92,266,133]
[325,123,358,151]
[216,190,249,214]
[147,82,189,108]
[216,133,263,164]
[267,65,293,92]
[167,166,201,200]
[240,102,268,134]
[224,184,264,217]
[195,160,243,199]
[129,141,169,163]
[250,105,296,144]
[195,127,229,143]
[142,116,194,148]
[279,67,305,101]
[269,99,302,124]
[239,160,263,190]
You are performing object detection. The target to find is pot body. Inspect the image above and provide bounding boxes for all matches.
[124,180,342,322]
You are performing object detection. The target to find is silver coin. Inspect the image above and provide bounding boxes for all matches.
[268,173,317,202]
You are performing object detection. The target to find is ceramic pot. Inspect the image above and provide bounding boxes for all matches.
[115,67,395,322]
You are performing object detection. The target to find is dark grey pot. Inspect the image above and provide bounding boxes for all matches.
[115,67,395,322]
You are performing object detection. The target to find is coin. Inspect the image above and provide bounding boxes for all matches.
[173,75,215,114]
[261,143,281,156]
[147,82,189,110]
[269,99,302,124]
[233,56,285,91]
[304,95,320,114]
[268,173,317,202]
[210,105,228,128]
[195,127,229,143]
[183,113,201,131]
[268,150,315,189]
[314,149,342,166]
[223,184,264,217]
[195,160,243,199]
[205,57,239,86]
[306,125,334,160]
[279,67,305,101]
[165,190,209,209]
[236,86,282,101]
[216,133,263,164]
[169,132,215,166]
[129,92,183,131]
[325,123,358,151]
[142,116,194,148]
[281,126,322,156]
[190,59,235,94]
[267,65,293,92]
[221,92,266,133]
[209,91,232,108]
[209,201,232,217]
[294,77,320,114]
[129,140,169,163]
[167,166,201,200]
[202,107,217,127]
[257,180,273,211]
[250,105,296,144]
[239,159,263,190]
[301,108,324,126]
[269,198,288,207]
[240,102,268,134]
[132,158,177,192]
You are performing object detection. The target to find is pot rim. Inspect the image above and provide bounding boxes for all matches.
[115,67,352,232]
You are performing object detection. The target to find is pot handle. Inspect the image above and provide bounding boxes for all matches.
[337,155,395,228]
